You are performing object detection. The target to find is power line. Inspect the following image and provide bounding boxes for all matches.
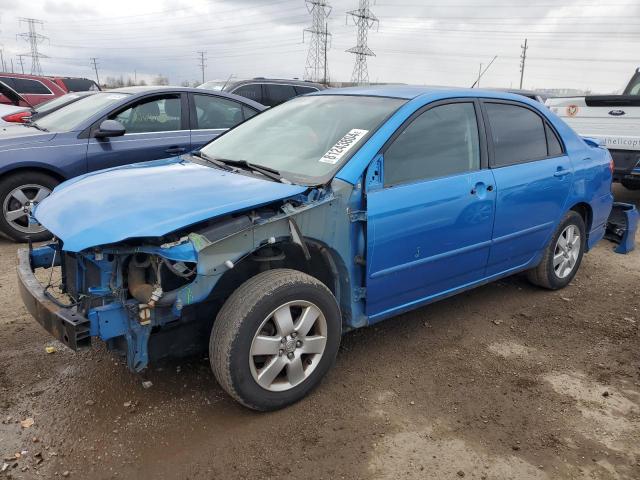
[519,38,528,89]
[346,0,379,85]
[197,51,207,84]
[304,1,332,83]
[91,57,100,86]
[17,18,48,75]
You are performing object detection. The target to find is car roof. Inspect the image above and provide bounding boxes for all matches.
[107,86,266,110]
[311,85,546,103]
[231,78,325,88]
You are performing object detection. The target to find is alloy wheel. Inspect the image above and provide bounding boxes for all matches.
[249,300,328,392]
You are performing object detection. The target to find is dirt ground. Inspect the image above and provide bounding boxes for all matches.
[1,185,639,480]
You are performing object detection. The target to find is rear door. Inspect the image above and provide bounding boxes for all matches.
[188,93,259,151]
[366,100,496,319]
[86,93,191,172]
[482,100,573,276]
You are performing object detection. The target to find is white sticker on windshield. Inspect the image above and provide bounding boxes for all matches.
[319,129,369,164]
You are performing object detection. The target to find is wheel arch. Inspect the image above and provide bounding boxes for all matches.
[569,201,593,235]
[0,164,67,184]
[210,238,352,327]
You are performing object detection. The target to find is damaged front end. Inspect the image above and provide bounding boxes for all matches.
[17,185,353,372]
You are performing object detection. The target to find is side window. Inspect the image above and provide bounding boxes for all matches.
[111,95,182,134]
[193,94,245,129]
[232,84,263,104]
[294,86,318,95]
[384,103,480,187]
[485,103,547,167]
[0,77,52,95]
[545,123,564,157]
[264,84,297,107]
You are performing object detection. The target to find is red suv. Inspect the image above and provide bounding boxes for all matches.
[0,73,100,107]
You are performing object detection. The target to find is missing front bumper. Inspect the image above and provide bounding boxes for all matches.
[17,248,91,350]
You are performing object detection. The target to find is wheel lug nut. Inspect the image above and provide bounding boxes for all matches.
[287,352,294,359]
[291,332,297,338]
[296,341,302,348]
[278,349,284,356]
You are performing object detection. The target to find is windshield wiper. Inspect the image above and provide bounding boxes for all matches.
[213,158,287,183]
[28,122,48,132]
[190,150,233,171]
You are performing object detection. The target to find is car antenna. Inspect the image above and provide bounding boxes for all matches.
[222,74,235,90]
[470,56,498,89]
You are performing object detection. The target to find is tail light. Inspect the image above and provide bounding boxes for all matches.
[2,111,32,123]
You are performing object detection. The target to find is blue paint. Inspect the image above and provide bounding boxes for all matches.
[34,158,306,252]
[21,86,614,374]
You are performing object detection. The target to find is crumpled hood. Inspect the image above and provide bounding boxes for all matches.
[0,125,57,146]
[35,157,307,252]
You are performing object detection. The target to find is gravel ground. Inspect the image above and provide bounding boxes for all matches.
[0,185,639,480]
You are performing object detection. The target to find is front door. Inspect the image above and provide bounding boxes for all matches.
[481,100,574,276]
[86,93,190,172]
[366,100,496,319]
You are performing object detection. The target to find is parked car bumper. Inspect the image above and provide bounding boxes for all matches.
[17,247,91,350]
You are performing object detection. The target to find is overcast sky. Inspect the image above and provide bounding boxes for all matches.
[0,0,638,92]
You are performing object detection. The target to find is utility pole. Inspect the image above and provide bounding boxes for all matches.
[323,22,329,84]
[17,18,48,75]
[346,0,379,86]
[91,57,100,86]
[197,51,207,84]
[519,38,528,89]
[17,55,25,74]
[304,1,332,83]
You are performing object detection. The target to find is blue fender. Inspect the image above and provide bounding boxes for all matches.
[605,202,639,254]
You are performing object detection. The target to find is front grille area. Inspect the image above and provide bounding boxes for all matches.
[62,252,103,301]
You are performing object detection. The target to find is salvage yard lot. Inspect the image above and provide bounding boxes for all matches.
[1,186,639,480]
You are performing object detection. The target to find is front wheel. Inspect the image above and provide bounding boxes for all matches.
[210,269,342,411]
[0,171,58,242]
[527,211,586,290]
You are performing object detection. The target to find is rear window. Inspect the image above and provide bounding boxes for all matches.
[0,77,52,95]
[61,78,100,92]
[294,86,319,95]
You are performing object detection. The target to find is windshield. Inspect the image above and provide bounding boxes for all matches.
[200,95,405,183]
[35,92,92,115]
[35,92,130,132]
[198,81,227,91]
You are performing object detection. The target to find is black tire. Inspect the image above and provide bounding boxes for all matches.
[210,269,341,411]
[0,171,58,242]
[621,179,640,191]
[527,210,586,290]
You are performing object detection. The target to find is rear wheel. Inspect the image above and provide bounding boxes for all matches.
[0,171,58,242]
[527,211,585,290]
[621,178,640,190]
[210,269,341,411]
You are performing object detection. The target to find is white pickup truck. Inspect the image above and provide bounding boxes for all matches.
[547,69,640,190]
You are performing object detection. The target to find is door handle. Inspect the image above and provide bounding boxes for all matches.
[165,146,186,154]
[554,168,571,177]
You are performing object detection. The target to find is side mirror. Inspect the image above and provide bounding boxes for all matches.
[95,119,125,138]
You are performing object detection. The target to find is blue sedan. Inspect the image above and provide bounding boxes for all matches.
[0,86,265,241]
[20,86,613,410]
